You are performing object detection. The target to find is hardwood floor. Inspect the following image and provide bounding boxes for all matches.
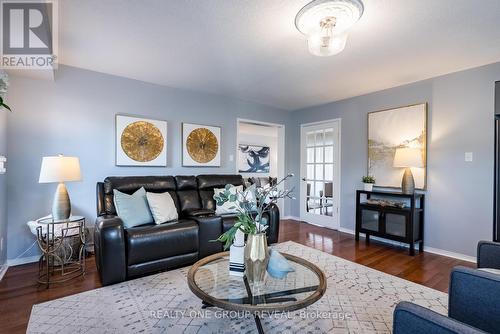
[0,219,475,333]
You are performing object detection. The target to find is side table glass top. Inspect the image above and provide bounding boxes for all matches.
[188,250,326,313]
[38,215,85,224]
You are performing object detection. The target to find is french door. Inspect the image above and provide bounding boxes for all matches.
[300,120,341,229]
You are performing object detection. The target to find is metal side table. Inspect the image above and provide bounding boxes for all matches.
[36,215,86,288]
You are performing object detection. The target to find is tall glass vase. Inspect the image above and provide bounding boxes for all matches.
[244,232,269,292]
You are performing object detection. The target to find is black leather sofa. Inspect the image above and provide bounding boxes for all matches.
[94,174,280,286]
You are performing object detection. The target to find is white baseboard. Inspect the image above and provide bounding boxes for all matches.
[338,227,476,263]
[0,265,8,281]
[424,247,476,263]
[6,255,39,267]
[281,216,301,221]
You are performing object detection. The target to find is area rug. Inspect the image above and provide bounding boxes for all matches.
[27,241,447,333]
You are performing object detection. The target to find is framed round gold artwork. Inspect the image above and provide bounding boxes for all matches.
[116,115,167,166]
[182,123,221,166]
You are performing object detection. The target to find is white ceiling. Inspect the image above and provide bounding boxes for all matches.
[58,0,500,111]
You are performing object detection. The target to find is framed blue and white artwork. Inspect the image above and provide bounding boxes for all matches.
[238,144,270,173]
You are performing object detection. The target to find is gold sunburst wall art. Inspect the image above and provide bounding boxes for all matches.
[182,123,221,167]
[116,115,167,166]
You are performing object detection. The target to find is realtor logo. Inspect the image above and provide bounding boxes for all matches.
[1,0,58,69]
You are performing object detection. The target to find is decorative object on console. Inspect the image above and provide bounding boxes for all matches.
[39,155,82,221]
[361,175,375,191]
[238,145,270,173]
[182,123,221,167]
[393,147,424,194]
[115,114,167,166]
[113,187,153,228]
[368,103,427,190]
[214,174,294,286]
[0,71,11,111]
[365,198,405,208]
[267,249,295,279]
[295,0,364,56]
[145,191,178,224]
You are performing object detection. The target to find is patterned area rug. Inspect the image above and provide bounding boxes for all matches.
[27,241,447,333]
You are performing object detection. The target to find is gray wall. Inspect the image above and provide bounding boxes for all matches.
[0,107,7,265]
[288,62,500,257]
[6,65,292,261]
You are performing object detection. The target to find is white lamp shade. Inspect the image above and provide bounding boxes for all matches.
[393,148,424,168]
[39,156,82,183]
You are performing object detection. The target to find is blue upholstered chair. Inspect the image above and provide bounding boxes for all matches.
[393,241,500,334]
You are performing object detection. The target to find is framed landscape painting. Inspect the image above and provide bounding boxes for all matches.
[116,115,167,166]
[238,144,270,173]
[368,103,427,189]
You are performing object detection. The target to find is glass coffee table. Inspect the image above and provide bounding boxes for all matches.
[187,251,327,334]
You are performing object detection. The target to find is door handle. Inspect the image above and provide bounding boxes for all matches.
[301,177,307,181]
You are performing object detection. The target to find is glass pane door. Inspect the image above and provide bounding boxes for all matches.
[301,121,340,229]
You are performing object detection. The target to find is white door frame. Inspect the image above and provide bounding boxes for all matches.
[236,118,286,213]
[299,118,341,229]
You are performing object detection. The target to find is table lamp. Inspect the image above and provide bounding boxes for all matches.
[393,148,423,194]
[39,155,82,221]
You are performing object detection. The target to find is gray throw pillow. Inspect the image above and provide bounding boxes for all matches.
[113,187,153,228]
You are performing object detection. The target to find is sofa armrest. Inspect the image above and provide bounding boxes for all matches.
[94,215,127,286]
[477,240,500,269]
[393,301,483,334]
[448,266,500,333]
[188,215,222,258]
[264,203,280,244]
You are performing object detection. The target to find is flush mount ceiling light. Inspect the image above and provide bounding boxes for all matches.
[295,0,364,56]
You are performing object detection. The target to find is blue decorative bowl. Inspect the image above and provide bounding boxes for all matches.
[267,249,295,279]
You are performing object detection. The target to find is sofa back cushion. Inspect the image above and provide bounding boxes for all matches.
[197,175,244,211]
[102,176,178,215]
[175,176,201,213]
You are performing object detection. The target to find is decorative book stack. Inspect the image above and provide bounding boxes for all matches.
[229,229,245,276]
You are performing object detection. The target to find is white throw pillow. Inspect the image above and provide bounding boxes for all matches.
[214,185,244,215]
[146,191,179,224]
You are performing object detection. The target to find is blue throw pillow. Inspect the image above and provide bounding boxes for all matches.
[113,187,153,228]
[267,249,295,279]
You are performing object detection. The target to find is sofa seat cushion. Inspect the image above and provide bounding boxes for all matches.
[221,214,238,233]
[183,208,215,218]
[126,219,198,266]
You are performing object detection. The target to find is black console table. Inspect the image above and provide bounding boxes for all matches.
[355,190,425,256]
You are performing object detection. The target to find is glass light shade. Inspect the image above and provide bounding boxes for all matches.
[393,148,424,168]
[39,155,82,183]
[307,32,347,56]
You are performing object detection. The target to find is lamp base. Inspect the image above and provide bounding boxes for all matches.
[52,182,71,221]
[401,168,415,194]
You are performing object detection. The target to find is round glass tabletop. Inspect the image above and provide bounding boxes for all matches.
[38,215,85,224]
[187,251,326,313]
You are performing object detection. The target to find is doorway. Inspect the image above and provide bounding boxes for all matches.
[236,119,286,213]
[300,119,341,229]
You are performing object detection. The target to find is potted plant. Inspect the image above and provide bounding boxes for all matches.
[214,174,294,287]
[362,175,375,191]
